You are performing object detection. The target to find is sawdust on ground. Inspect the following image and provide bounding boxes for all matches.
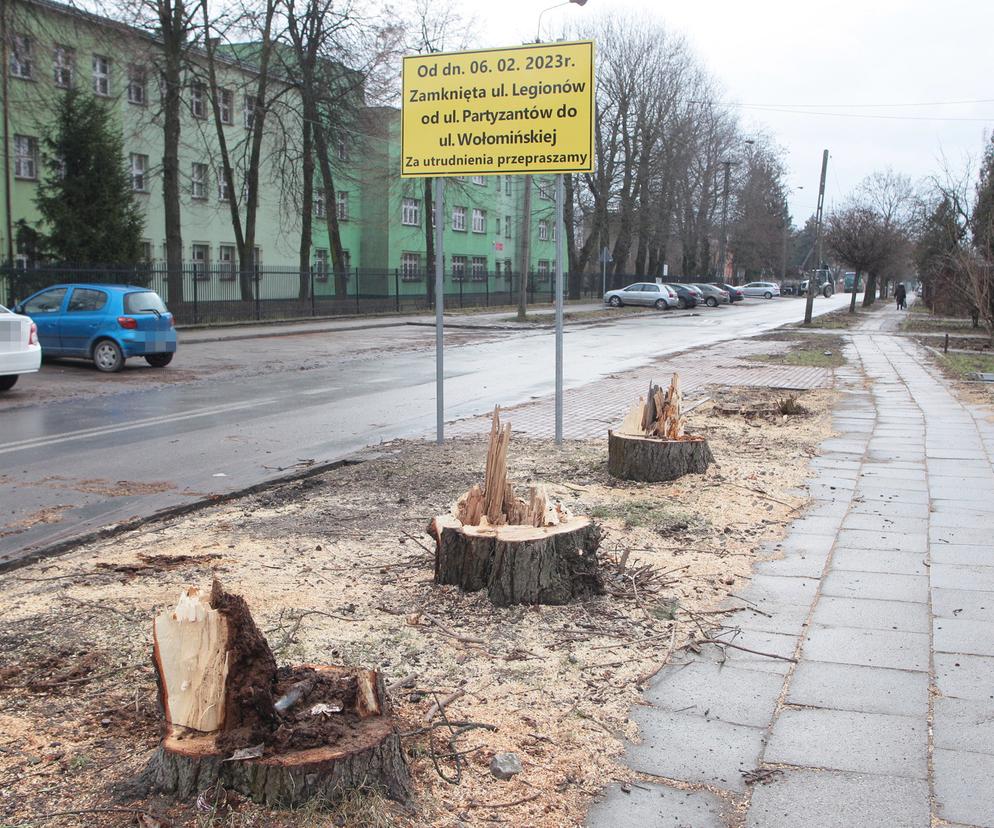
[0,387,835,828]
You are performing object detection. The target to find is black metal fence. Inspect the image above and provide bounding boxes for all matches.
[1,264,723,326]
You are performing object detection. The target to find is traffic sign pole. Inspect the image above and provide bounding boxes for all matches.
[555,173,565,445]
[435,177,446,444]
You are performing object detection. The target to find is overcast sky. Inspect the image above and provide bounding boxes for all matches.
[473,0,994,224]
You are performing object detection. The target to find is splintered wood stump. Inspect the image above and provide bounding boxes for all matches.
[607,430,714,482]
[150,584,408,806]
[431,515,602,607]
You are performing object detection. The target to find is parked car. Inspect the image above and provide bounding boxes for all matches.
[665,283,703,309]
[604,282,679,309]
[694,283,731,307]
[14,283,176,373]
[741,281,781,299]
[0,304,42,391]
[718,283,745,303]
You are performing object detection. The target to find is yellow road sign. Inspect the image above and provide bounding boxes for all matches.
[401,41,594,178]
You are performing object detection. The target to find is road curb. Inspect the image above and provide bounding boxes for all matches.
[180,320,409,344]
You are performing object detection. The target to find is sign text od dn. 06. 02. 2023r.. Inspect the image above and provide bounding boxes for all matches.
[401,40,595,178]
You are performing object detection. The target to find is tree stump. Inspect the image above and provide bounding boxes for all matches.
[431,514,602,607]
[607,430,714,482]
[150,583,409,806]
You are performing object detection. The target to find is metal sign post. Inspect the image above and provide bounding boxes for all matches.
[555,174,566,445]
[435,178,446,444]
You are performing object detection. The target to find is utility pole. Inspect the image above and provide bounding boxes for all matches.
[716,160,732,280]
[804,149,829,325]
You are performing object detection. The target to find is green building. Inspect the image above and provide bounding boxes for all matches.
[1,0,557,309]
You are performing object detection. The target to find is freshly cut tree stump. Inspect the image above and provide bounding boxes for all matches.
[150,583,409,806]
[607,430,714,482]
[608,373,714,482]
[430,406,602,606]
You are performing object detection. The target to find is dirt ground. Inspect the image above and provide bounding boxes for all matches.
[0,386,837,828]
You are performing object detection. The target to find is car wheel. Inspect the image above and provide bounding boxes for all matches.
[764,291,773,299]
[706,297,718,307]
[145,353,174,368]
[823,285,834,298]
[677,298,687,309]
[93,339,125,373]
[0,375,18,392]
[609,296,622,307]
[654,299,666,310]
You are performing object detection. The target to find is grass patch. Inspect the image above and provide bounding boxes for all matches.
[746,335,845,369]
[937,352,994,379]
[502,306,651,324]
[900,315,983,334]
[792,300,885,330]
[589,497,699,531]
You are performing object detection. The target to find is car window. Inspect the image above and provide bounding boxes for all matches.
[0,305,9,314]
[623,284,640,292]
[124,291,168,314]
[67,288,109,312]
[22,288,67,314]
[643,284,659,292]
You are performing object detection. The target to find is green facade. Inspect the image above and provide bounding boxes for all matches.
[1,0,557,302]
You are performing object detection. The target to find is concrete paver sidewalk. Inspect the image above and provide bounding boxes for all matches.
[587,306,994,827]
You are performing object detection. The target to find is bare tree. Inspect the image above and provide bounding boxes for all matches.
[826,205,903,308]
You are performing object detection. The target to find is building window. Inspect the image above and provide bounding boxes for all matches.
[140,241,153,263]
[342,250,351,271]
[471,256,487,280]
[218,245,235,280]
[191,162,207,199]
[538,219,549,241]
[401,198,420,226]
[128,65,146,105]
[241,174,253,204]
[505,176,512,195]
[505,215,512,239]
[472,208,486,233]
[10,35,33,79]
[472,175,486,186]
[538,180,552,200]
[336,191,349,220]
[551,221,557,242]
[192,243,210,280]
[14,135,38,180]
[92,54,110,96]
[218,88,233,124]
[452,255,467,280]
[191,83,206,118]
[130,153,148,192]
[537,260,550,280]
[314,194,326,218]
[337,134,348,162]
[53,46,74,88]
[218,173,230,202]
[452,206,466,231]
[314,248,329,281]
[401,252,421,280]
[243,95,257,129]
[496,217,501,236]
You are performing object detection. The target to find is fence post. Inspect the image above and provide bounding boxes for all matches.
[192,265,199,325]
[254,267,261,321]
[395,269,401,313]
[309,268,315,316]
[459,276,463,308]
[355,269,361,315]
[485,274,489,307]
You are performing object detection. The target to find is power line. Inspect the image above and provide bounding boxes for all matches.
[735,105,994,123]
[733,97,994,109]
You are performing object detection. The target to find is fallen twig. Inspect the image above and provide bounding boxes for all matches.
[692,638,797,663]
[637,623,679,685]
[426,689,466,723]
[402,531,436,555]
[472,791,541,809]
[422,614,487,646]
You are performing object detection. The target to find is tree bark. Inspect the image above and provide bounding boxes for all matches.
[863,272,877,307]
[517,175,531,320]
[159,1,185,304]
[298,118,314,298]
[608,431,713,482]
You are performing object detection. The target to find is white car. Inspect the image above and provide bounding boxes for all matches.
[0,303,41,391]
[740,281,781,299]
[604,282,679,309]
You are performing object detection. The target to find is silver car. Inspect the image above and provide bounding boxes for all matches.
[693,283,731,307]
[740,281,781,299]
[604,282,679,309]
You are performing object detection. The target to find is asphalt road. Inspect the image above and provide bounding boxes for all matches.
[0,294,853,563]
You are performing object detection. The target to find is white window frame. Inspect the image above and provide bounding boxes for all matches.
[336,191,349,221]
[92,54,110,96]
[505,215,512,239]
[218,244,236,281]
[53,45,73,88]
[191,162,207,199]
[537,260,550,279]
[472,175,486,186]
[11,35,33,79]
[452,206,466,231]
[472,208,486,233]
[538,219,549,241]
[401,197,420,226]
[14,135,38,180]
[191,82,207,119]
[127,65,146,105]
[471,256,487,280]
[191,243,210,280]
[243,95,257,129]
[337,134,348,161]
[130,153,148,192]
[401,252,421,280]
[218,173,230,202]
[505,176,512,195]
[218,87,233,124]
[314,194,326,218]
[314,248,329,281]
[451,255,467,280]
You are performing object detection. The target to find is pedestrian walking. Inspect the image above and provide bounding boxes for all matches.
[895,282,907,310]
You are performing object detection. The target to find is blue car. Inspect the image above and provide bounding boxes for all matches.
[14,283,177,373]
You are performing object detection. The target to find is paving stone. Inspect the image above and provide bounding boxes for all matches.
[931,587,994,622]
[931,526,994,548]
[586,782,728,828]
[775,533,837,556]
[930,510,994,529]
[790,516,847,535]
[928,458,994,477]
[934,653,994,701]
[853,486,930,506]
[626,707,765,793]
[787,661,928,717]
[754,554,827,579]
[933,696,994,754]
[693,628,800,675]
[720,603,811,636]
[830,548,927,576]
[834,529,927,553]
[764,708,926,778]
[931,544,994,567]
[735,574,820,609]
[811,595,929,633]
[931,563,994,592]
[645,661,783,727]
[840,512,928,534]
[801,625,929,672]
[821,570,929,603]
[933,617,994,657]
[745,769,929,828]
[934,748,994,827]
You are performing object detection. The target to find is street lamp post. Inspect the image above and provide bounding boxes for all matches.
[537,0,587,42]
[716,139,753,283]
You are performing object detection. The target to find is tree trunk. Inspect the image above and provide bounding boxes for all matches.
[160,2,185,305]
[298,118,314,299]
[517,175,531,320]
[430,515,602,607]
[564,173,581,299]
[313,117,348,299]
[607,431,713,482]
[863,272,877,307]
